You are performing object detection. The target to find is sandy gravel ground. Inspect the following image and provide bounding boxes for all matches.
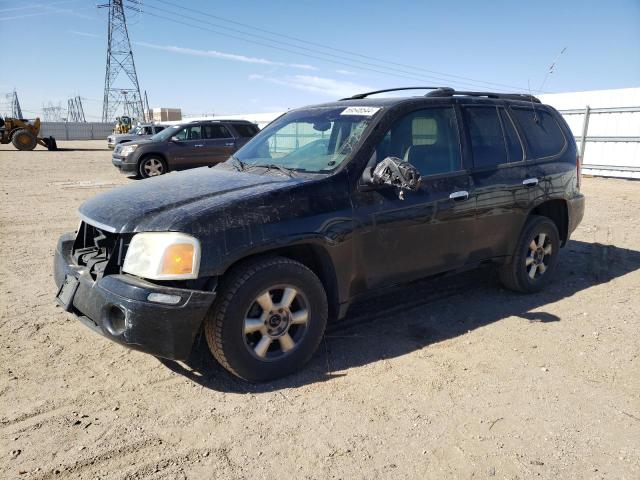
[0,141,638,479]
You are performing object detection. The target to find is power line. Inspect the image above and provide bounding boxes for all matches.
[138,6,510,92]
[147,0,529,92]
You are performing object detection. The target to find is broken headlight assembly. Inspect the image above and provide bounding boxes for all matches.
[122,232,201,280]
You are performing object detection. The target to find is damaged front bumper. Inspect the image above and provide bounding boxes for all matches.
[53,233,216,360]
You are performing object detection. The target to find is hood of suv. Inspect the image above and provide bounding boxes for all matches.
[78,167,308,233]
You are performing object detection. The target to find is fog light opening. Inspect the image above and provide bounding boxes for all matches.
[105,305,127,335]
[147,293,182,305]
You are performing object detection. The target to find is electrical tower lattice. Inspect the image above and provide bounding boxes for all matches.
[100,0,145,122]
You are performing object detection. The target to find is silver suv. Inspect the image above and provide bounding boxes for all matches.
[107,124,166,149]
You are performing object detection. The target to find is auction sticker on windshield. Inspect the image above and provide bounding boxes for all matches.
[340,106,381,116]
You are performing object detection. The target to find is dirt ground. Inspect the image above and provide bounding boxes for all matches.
[0,140,638,479]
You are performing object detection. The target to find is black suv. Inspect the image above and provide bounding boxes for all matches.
[111,119,259,178]
[55,87,585,381]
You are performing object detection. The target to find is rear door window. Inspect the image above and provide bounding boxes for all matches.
[499,109,524,162]
[464,106,507,168]
[203,124,232,139]
[510,107,566,158]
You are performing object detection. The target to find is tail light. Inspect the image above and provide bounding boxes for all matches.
[576,154,582,190]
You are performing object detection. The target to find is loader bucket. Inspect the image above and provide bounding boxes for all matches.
[41,136,58,151]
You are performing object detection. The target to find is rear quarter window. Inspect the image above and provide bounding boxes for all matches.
[511,107,566,158]
[232,124,259,138]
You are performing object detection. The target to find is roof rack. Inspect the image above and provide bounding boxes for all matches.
[426,88,541,103]
[340,87,441,100]
[341,86,541,103]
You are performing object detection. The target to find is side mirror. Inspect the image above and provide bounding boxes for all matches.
[371,157,421,192]
[170,136,180,143]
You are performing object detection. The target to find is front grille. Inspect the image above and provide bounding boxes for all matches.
[72,222,129,280]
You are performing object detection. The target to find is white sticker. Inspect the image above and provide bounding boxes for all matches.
[340,106,381,117]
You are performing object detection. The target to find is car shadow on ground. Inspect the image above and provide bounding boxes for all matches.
[21,147,111,152]
[158,239,640,393]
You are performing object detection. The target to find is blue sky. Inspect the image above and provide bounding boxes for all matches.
[1,0,638,120]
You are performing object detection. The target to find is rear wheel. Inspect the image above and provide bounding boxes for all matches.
[205,256,328,382]
[499,215,560,293]
[138,156,166,178]
[11,129,37,151]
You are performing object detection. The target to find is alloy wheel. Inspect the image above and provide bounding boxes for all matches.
[243,285,309,360]
[526,232,553,279]
[143,158,164,176]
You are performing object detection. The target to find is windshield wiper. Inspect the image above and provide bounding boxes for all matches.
[230,155,246,171]
[250,163,295,178]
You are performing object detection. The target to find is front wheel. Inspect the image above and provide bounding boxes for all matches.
[11,129,37,151]
[205,257,328,382]
[499,215,560,293]
[138,156,167,178]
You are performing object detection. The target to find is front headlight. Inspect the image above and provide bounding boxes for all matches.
[123,232,201,280]
[120,144,138,156]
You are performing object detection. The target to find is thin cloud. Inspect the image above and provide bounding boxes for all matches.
[249,74,373,98]
[1,3,96,21]
[0,0,79,14]
[336,69,355,76]
[134,42,316,71]
[68,30,101,39]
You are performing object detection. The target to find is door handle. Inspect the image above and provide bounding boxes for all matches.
[522,177,539,187]
[449,190,469,201]
[225,142,235,147]
[194,144,204,148]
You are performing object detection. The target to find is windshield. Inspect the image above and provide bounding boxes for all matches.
[151,124,182,142]
[233,106,380,173]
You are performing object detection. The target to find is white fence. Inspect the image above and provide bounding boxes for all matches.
[540,88,640,180]
[39,122,113,141]
[557,106,640,179]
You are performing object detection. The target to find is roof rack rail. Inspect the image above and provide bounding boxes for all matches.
[340,87,442,100]
[426,89,541,103]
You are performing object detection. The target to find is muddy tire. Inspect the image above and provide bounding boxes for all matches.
[11,129,37,151]
[204,256,328,382]
[499,215,560,293]
[138,156,166,178]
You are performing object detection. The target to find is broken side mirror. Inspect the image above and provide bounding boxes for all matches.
[371,157,421,195]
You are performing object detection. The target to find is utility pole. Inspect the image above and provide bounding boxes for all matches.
[99,0,145,122]
[7,90,23,118]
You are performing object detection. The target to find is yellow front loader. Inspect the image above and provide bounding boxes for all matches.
[0,117,57,151]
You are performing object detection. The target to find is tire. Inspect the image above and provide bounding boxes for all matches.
[205,256,328,382]
[138,156,167,178]
[11,129,37,151]
[499,215,560,293]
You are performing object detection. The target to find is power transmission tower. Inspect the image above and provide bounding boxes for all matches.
[75,96,86,122]
[42,102,64,122]
[7,90,23,118]
[99,0,145,122]
[143,90,151,121]
[67,96,87,122]
[67,98,78,122]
